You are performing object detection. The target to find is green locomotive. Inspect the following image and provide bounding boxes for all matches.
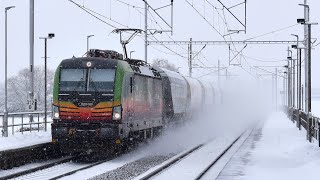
[51,49,214,153]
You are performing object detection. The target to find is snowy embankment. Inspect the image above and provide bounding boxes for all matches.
[219,112,320,180]
[0,131,51,151]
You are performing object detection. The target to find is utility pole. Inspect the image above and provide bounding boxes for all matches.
[225,69,228,81]
[297,2,318,113]
[306,23,312,113]
[188,38,193,77]
[304,0,309,113]
[29,0,35,121]
[291,34,300,110]
[302,85,304,111]
[287,48,292,107]
[44,38,47,131]
[144,0,148,63]
[297,1,318,142]
[298,48,302,110]
[276,68,278,109]
[272,74,275,106]
[284,71,288,107]
[218,60,221,87]
[291,34,303,111]
[297,47,302,130]
[4,6,15,137]
[292,55,295,108]
[285,72,288,107]
[287,63,291,107]
[218,60,222,104]
[283,72,286,106]
[300,1,310,113]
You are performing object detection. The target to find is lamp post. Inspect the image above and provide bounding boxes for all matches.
[291,34,299,109]
[283,71,288,107]
[39,33,55,132]
[3,6,15,137]
[291,35,306,111]
[284,64,290,107]
[130,51,135,59]
[87,35,94,52]
[288,48,295,108]
[287,48,293,107]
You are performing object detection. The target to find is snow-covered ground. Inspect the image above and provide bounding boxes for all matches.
[219,111,320,180]
[0,131,51,151]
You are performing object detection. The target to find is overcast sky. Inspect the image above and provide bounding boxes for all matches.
[0,0,319,88]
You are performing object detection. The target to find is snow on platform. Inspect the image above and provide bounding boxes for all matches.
[0,131,51,151]
[218,112,320,180]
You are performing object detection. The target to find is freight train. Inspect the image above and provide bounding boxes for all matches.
[51,49,215,153]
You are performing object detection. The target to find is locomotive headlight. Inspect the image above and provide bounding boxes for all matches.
[112,106,122,121]
[114,113,121,119]
[54,112,59,119]
[52,105,60,120]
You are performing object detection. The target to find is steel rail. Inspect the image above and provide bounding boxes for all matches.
[138,144,204,180]
[9,156,114,180]
[194,133,243,179]
[48,159,112,180]
[137,129,252,180]
[0,157,74,180]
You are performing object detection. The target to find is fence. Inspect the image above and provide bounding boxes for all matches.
[286,107,320,147]
[0,111,52,137]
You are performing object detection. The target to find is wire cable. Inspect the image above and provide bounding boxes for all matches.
[115,0,144,9]
[244,24,299,41]
[68,0,117,28]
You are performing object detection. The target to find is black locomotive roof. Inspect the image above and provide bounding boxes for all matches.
[59,57,118,69]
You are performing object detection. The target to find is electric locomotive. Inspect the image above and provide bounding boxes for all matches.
[51,49,215,153]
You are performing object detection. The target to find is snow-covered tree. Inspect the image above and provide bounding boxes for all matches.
[5,66,54,112]
[152,59,179,72]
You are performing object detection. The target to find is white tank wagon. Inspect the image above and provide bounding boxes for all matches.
[184,77,204,112]
[201,81,216,106]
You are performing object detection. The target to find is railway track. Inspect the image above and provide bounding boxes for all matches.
[194,135,243,180]
[0,156,73,180]
[137,144,205,180]
[136,129,252,180]
[1,155,114,180]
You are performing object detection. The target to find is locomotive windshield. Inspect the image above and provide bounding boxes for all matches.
[60,69,86,92]
[60,68,115,93]
[88,69,115,92]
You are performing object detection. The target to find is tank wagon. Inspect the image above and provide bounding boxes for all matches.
[51,49,215,153]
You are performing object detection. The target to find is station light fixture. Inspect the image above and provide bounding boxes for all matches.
[297,18,306,24]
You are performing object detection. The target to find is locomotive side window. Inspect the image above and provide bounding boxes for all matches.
[60,69,86,92]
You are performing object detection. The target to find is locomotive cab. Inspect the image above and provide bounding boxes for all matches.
[53,58,118,121]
